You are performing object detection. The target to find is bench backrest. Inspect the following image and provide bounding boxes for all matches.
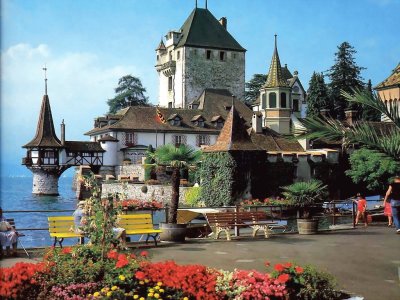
[205,211,268,225]
[48,216,75,234]
[117,214,156,231]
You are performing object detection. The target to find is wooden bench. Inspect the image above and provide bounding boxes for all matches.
[117,214,162,246]
[2,218,30,257]
[204,211,279,241]
[48,216,84,248]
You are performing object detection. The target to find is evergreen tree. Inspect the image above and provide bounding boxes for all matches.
[244,74,267,106]
[107,75,149,114]
[327,42,365,120]
[361,80,381,121]
[306,72,330,118]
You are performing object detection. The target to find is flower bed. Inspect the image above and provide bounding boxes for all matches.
[241,198,295,207]
[0,245,348,300]
[116,199,163,211]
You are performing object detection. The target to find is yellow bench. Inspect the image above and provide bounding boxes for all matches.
[117,214,162,246]
[48,216,84,248]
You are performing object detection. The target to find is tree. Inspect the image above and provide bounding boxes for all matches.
[149,144,201,224]
[306,72,330,118]
[327,42,365,120]
[244,74,267,106]
[298,89,400,161]
[361,80,381,121]
[107,75,149,114]
[346,148,400,194]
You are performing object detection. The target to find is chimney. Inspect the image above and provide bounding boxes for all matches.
[252,112,263,133]
[61,119,65,145]
[344,109,358,126]
[219,17,227,29]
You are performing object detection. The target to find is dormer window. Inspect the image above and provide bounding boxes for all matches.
[191,115,205,127]
[211,115,225,129]
[168,114,182,126]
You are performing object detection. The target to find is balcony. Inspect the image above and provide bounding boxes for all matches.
[156,60,176,77]
[21,157,32,166]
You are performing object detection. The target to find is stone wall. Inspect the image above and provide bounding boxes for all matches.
[102,182,190,205]
[31,169,59,195]
[115,164,145,181]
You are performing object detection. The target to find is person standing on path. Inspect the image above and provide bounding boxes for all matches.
[383,176,400,233]
[354,193,368,227]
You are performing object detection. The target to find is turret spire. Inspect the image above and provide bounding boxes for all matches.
[264,35,288,88]
[205,0,208,9]
[43,65,48,95]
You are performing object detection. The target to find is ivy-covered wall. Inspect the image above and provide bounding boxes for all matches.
[199,152,236,206]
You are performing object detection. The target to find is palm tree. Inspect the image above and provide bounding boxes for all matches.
[149,144,201,224]
[298,89,400,160]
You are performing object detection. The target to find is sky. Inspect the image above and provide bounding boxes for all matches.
[1,0,399,177]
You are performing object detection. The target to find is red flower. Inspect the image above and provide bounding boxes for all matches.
[274,264,285,272]
[135,271,146,280]
[61,247,72,254]
[295,266,304,274]
[130,253,136,259]
[264,261,270,267]
[283,262,292,268]
[107,250,118,260]
[140,251,148,257]
[277,273,290,284]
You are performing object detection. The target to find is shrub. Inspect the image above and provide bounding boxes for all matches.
[184,186,202,207]
[141,185,148,193]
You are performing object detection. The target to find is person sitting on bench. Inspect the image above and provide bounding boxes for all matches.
[0,207,18,257]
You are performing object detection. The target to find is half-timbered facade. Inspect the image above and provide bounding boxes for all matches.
[22,84,104,195]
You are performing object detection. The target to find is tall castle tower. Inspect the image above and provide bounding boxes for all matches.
[22,70,67,195]
[156,4,246,108]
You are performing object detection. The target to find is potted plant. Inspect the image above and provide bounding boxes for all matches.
[282,180,328,234]
[149,144,201,242]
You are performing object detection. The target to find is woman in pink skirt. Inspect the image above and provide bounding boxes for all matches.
[383,201,393,226]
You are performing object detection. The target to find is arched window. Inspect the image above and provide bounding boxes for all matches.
[280,93,287,108]
[261,93,267,109]
[269,92,277,108]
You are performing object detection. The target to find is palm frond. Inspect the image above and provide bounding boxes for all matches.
[342,89,400,127]
[153,144,201,168]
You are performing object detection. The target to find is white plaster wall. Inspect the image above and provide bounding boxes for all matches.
[101,141,118,166]
[175,48,184,108]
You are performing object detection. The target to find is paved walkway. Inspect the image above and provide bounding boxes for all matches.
[149,225,399,300]
[1,225,399,299]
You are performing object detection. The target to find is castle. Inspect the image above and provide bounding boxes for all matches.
[23,4,337,196]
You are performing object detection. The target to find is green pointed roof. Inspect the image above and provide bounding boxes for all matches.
[176,8,245,52]
[264,35,289,88]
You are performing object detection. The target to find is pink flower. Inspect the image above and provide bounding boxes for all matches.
[140,251,149,257]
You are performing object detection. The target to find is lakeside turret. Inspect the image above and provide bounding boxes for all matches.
[22,69,105,195]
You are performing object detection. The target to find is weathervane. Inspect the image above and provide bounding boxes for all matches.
[42,65,48,95]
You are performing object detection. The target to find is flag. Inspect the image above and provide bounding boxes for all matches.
[156,106,166,124]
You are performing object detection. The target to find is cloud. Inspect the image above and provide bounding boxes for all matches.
[1,43,140,175]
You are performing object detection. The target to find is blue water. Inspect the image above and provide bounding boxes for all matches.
[0,176,77,247]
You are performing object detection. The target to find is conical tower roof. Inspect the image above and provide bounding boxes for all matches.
[156,39,166,51]
[204,103,263,152]
[264,35,289,88]
[23,94,62,148]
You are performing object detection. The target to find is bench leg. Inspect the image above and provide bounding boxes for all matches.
[251,225,271,238]
[215,226,231,241]
[145,234,159,247]
[54,238,64,248]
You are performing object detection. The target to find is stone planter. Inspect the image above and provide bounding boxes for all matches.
[297,218,318,235]
[159,223,187,242]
